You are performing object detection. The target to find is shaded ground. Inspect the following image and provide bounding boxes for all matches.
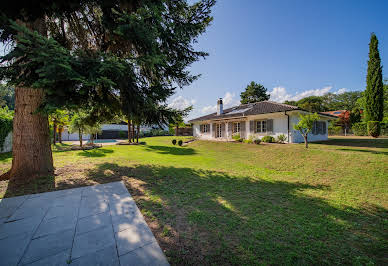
[0,136,387,265]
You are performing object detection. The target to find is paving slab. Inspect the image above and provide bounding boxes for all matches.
[119,241,169,266]
[70,245,119,266]
[0,181,169,266]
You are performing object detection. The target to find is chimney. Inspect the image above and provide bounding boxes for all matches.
[217,98,223,115]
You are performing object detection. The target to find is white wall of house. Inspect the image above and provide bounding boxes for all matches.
[62,129,90,141]
[0,132,12,153]
[192,111,330,143]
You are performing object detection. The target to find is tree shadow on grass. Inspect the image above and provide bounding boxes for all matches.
[76,148,114,157]
[144,145,196,155]
[0,152,12,162]
[317,138,388,148]
[337,148,388,155]
[81,163,387,265]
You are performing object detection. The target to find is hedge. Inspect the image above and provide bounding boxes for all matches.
[367,121,380,138]
[352,122,367,136]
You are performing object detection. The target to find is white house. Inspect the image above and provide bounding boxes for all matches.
[189,99,335,143]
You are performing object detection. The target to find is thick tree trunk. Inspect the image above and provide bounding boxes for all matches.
[53,121,57,145]
[79,129,83,147]
[0,18,54,181]
[132,123,135,142]
[1,87,54,181]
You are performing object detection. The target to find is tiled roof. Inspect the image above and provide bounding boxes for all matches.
[188,101,300,122]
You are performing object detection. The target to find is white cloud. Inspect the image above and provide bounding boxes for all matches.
[168,96,196,110]
[270,86,346,103]
[201,92,240,114]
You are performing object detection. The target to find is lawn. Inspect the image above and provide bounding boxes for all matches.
[0,136,387,265]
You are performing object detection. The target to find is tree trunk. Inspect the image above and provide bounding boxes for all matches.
[79,129,83,147]
[1,87,54,181]
[175,125,179,136]
[0,18,54,181]
[304,135,308,148]
[90,133,94,145]
[136,124,140,143]
[128,121,131,143]
[53,121,57,145]
[58,127,62,144]
[132,123,135,142]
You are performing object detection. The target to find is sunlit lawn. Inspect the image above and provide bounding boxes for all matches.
[0,136,387,265]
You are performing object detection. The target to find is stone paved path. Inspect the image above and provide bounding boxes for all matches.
[0,181,169,266]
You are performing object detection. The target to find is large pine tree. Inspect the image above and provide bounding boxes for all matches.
[0,1,215,181]
[365,33,384,122]
[240,81,270,104]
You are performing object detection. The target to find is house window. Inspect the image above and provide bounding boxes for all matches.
[233,122,240,133]
[312,121,326,135]
[216,124,222,138]
[203,124,209,133]
[256,120,267,133]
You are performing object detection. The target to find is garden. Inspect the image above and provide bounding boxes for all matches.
[1,136,386,265]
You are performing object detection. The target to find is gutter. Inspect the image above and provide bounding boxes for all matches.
[284,111,290,143]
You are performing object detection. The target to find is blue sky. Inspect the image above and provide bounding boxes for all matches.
[168,0,388,120]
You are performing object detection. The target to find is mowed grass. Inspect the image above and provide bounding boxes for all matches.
[0,136,387,265]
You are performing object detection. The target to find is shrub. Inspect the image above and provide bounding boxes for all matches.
[232,133,240,141]
[238,138,243,142]
[367,121,380,138]
[178,140,183,146]
[118,131,127,139]
[172,139,177,145]
[328,126,342,135]
[243,139,253,144]
[253,138,261,144]
[0,107,13,151]
[261,135,275,143]
[276,134,287,143]
[352,122,367,136]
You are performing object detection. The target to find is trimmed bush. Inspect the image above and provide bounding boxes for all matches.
[253,138,261,144]
[178,140,183,146]
[238,138,243,142]
[243,139,253,144]
[172,139,177,145]
[261,135,275,143]
[232,133,240,141]
[276,134,287,143]
[367,121,380,138]
[352,122,367,136]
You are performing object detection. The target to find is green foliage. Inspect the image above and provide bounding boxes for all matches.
[0,107,13,150]
[243,139,253,144]
[253,138,261,144]
[240,81,270,104]
[232,133,241,141]
[352,122,368,136]
[293,113,320,137]
[0,84,15,110]
[296,96,326,112]
[367,121,380,138]
[261,136,275,143]
[178,140,183,146]
[172,139,177,145]
[118,131,127,139]
[365,33,384,122]
[0,1,214,129]
[276,134,287,143]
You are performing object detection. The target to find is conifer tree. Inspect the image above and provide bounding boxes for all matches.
[365,33,384,122]
[0,1,215,181]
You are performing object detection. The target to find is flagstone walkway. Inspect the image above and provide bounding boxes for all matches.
[0,181,169,266]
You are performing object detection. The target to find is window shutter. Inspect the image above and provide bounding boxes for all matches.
[250,120,255,133]
[322,121,326,135]
[212,123,216,138]
[200,124,203,133]
[312,122,317,135]
[267,119,273,133]
[240,121,246,138]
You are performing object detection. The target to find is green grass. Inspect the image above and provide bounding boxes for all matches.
[0,136,387,265]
